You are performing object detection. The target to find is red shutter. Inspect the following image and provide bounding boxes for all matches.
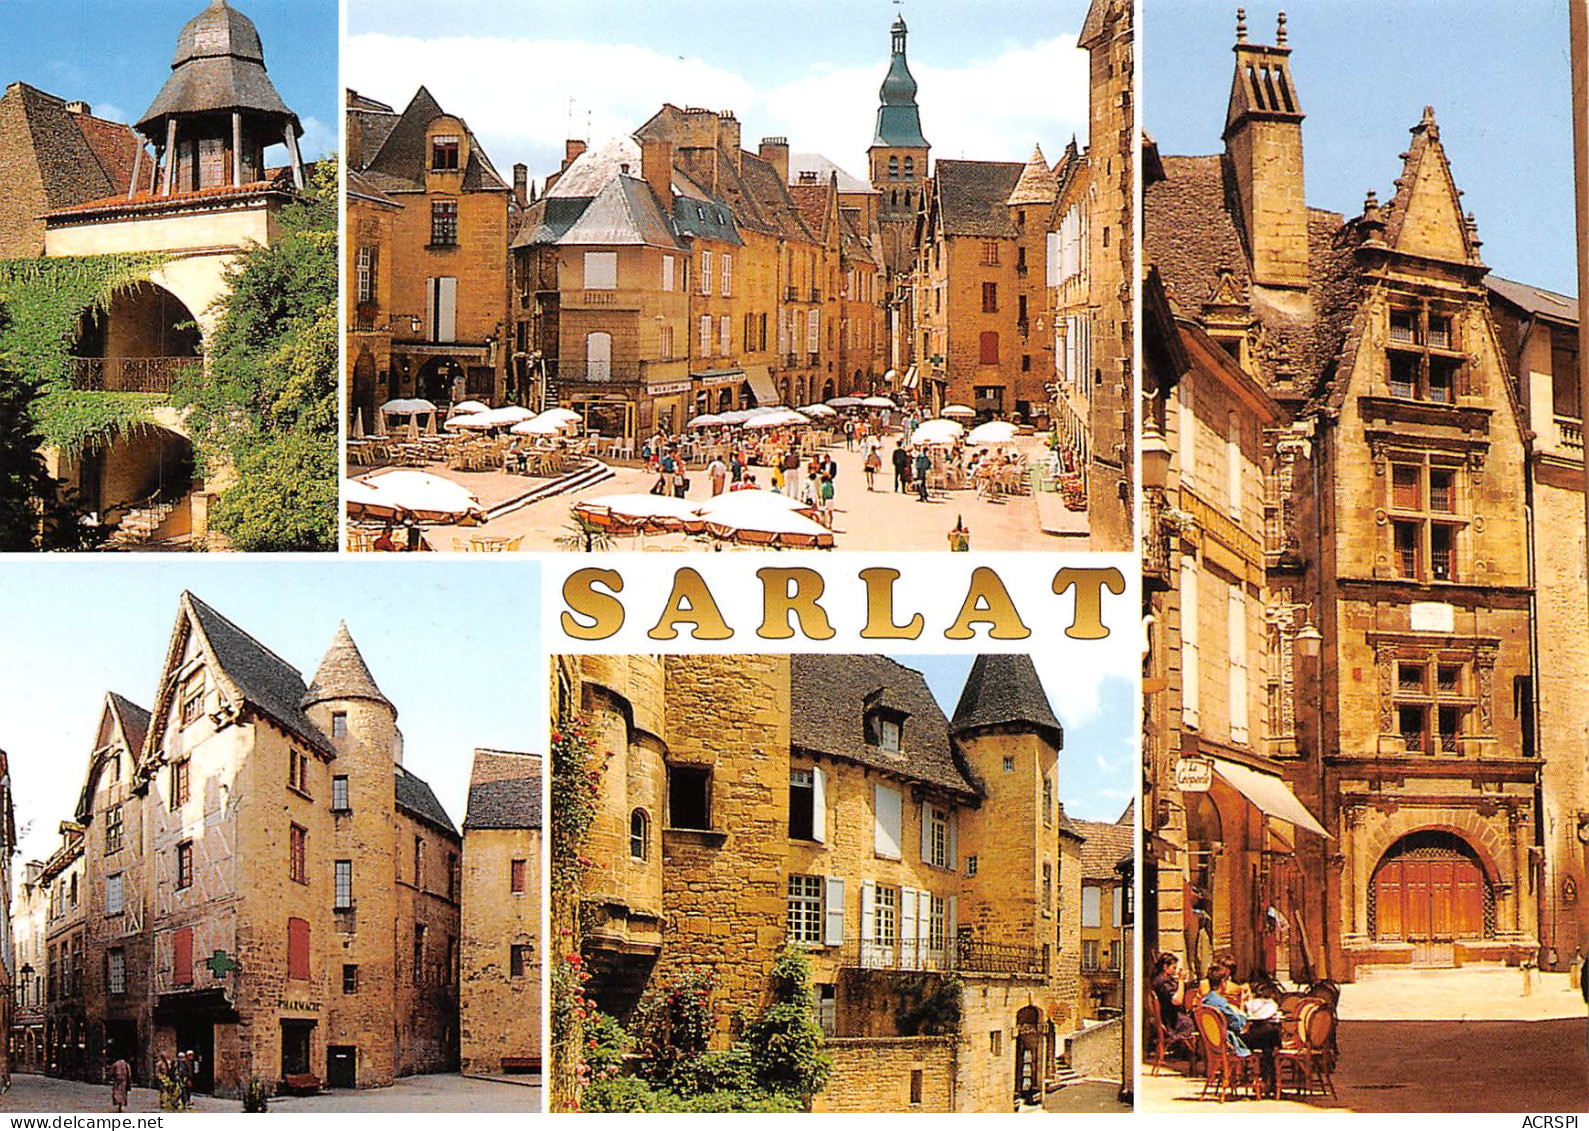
[511,860,526,894]
[979,331,999,365]
[287,917,310,981]
[173,927,193,985]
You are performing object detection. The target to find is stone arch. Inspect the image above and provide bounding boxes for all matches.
[350,349,378,436]
[1358,810,1509,888]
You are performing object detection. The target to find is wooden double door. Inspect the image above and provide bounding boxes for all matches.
[1373,851,1486,964]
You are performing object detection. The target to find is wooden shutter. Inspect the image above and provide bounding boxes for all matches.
[900,889,919,970]
[1229,584,1249,744]
[947,895,958,966]
[920,801,932,864]
[287,917,310,981]
[948,811,958,869]
[874,784,902,859]
[1181,563,1200,729]
[811,767,826,844]
[860,880,876,966]
[824,876,845,946]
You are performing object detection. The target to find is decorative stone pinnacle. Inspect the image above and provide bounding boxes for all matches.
[1276,11,1288,45]
[1236,8,1248,42]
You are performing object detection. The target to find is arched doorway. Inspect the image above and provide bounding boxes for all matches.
[351,349,378,436]
[415,357,463,405]
[75,424,195,527]
[1370,830,1492,966]
[822,379,835,402]
[72,283,202,393]
[1014,1005,1043,1105]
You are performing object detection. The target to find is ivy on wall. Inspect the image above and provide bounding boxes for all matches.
[0,253,169,456]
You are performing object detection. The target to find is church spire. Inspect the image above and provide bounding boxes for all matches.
[873,16,929,149]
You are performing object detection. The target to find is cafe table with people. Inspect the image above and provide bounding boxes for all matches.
[1146,950,1340,1103]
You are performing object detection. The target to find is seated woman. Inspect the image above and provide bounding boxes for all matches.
[1204,962,1282,1096]
[1152,952,1197,1042]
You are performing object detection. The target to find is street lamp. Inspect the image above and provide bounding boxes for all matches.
[1295,617,1322,659]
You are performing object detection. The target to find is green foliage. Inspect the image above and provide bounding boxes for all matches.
[581,1077,803,1114]
[741,946,832,1099]
[633,967,716,1085]
[0,253,167,455]
[550,712,605,896]
[169,159,339,550]
[556,512,618,552]
[894,972,964,1036]
[582,1009,630,1079]
[241,1076,270,1113]
[663,1045,754,1095]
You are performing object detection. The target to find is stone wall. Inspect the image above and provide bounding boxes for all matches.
[1065,1016,1124,1080]
[460,823,540,1073]
[814,1035,955,1112]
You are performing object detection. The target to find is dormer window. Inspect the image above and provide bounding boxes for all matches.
[179,671,205,728]
[864,707,905,752]
[430,135,460,171]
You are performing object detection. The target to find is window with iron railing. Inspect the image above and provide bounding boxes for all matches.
[430,200,458,246]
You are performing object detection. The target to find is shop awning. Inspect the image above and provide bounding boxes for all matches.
[1210,758,1330,838]
[901,365,919,390]
[744,364,778,406]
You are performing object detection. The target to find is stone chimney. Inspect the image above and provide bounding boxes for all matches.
[717,111,741,173]
[563,138,587,172]
[513,162,528,208]
[1223,9,1309,295]
[759,136,790,184]
[641,139,674,211]
[677,146,718,195]
[65,100,91,115]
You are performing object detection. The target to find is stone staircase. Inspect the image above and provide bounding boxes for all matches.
[485,459,612,520]
[109,499,178,546]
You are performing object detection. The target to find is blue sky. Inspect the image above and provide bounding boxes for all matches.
[1148,0,1578,297]
[0,0,339,162]
[911,656,1135,823]
[0,560,540,863]
[347,0,1093,194]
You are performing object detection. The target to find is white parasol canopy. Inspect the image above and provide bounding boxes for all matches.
[511,416,564,436]
[911,419,965,446]
[967,420,1019,445]
[687,413,724,429]
[573,493,705,533]
[798,403,837,418]
[861,395,896,408]
[345,471,486,524]
[450,400,490,415]
[538,407,582,426]
[940,403,976,418]
[380,398,436,416]
[695,491,833,548]
[826,396,863,408]
[445,413,495,431]
[745,409,810,429]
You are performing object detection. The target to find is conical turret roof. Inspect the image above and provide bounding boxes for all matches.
[1006,145,1058,205]
[949,655,1063,745]
[301,622,393,711]
[137,0,298,137]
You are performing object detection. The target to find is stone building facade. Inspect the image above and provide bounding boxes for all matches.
[345,86,515,423]
[553,652,1099,1112]
[1075,808,1132,1020]
[11,862,48,1074]
[459,749,542,1076]
[4,0,312,546]
[12,593,461,1097]
[1143,11,1576,979]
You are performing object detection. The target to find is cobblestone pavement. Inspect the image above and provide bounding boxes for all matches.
[0,1071,540,1113]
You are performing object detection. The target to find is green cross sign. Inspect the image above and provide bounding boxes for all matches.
[205,949,240,978]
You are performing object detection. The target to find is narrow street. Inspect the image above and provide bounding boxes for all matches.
[1140,967,1589,1112]
[0,1072,540,1114]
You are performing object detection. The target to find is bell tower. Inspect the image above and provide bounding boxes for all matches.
[868,16,930,274]
[135,0,305,197]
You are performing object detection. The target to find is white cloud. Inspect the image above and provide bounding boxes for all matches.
[298,115,337,161]
[94,102,128,125]
[344,32,1090,185]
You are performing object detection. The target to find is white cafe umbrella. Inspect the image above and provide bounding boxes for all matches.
[687,414,723,429]
[380,398,436,416]
[861,395,896,408]
[911,419,964,447]
[445,413,497,431]
[573,493,705,534]
[490,405,536,424]
[696,491,834,548]
[345,471,486,524]
[940,403,976,418]
[538,407,582,427]
[745,409,810,429]
[798,404,837,418]
[967,420,1019,445]
[511,416,563,436]
[450,400,490,415]
[826,396,863,408]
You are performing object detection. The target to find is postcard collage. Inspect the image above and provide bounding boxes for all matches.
[0,0,1585,1121]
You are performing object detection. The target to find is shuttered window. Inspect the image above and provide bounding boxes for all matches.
[287,917,310,981]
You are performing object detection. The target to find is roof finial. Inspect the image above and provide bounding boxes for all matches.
[1276,11,1288,45]
[1236,7,1248,42]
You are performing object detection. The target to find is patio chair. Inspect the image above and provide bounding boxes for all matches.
[1145,981,1198,1076]
[1195,1005,1256,1103]
[1276,1001,1336,1098]
[505,535,524,552]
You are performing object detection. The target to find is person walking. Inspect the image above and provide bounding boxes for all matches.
[109,1054,132,1113]
[844,418,855,451]
[914,448,931,502]
[864,444,881,490]
[819,472,836,527]
[707,455,728,496]
[892,443,909,493]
